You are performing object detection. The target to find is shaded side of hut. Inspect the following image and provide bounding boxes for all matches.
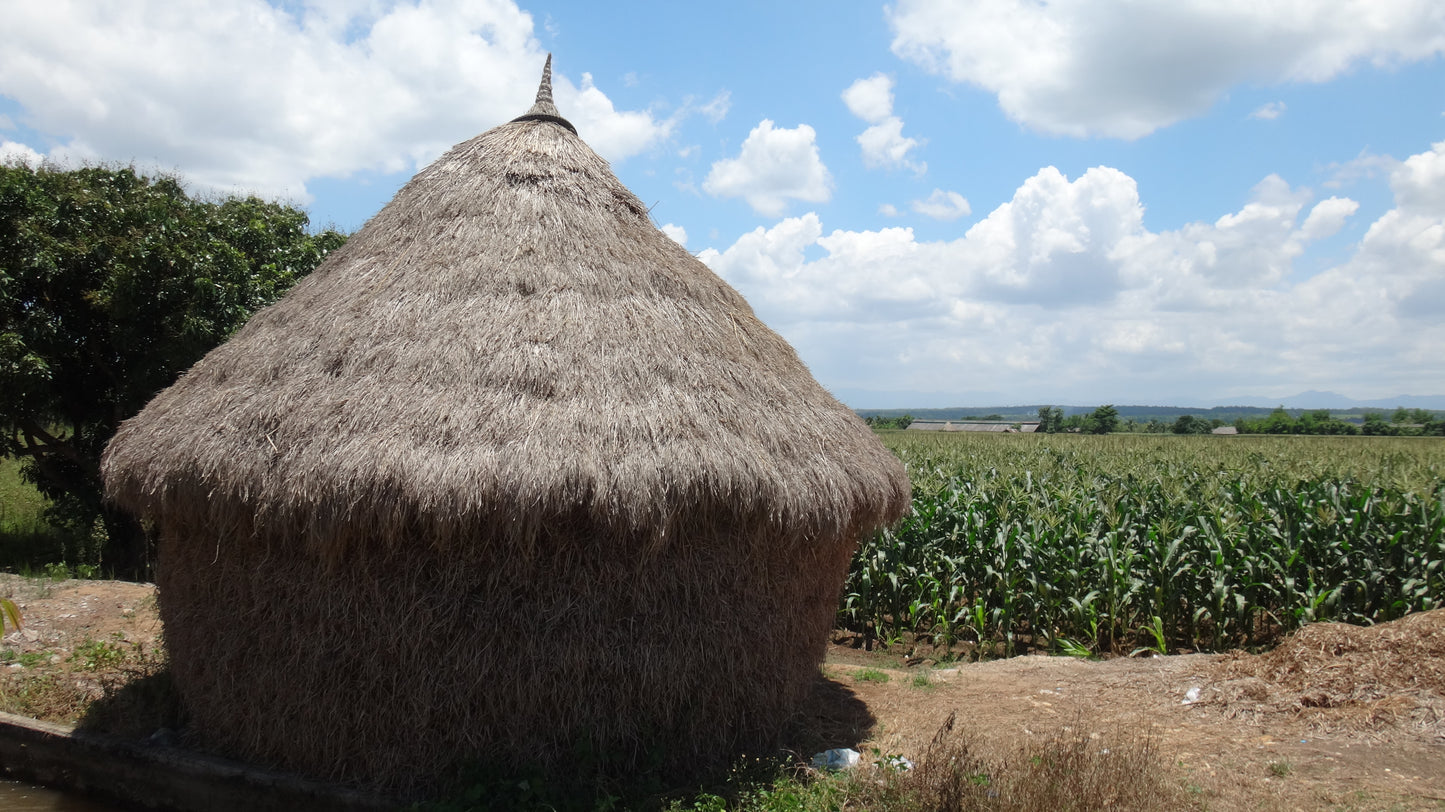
[102,59,910,794]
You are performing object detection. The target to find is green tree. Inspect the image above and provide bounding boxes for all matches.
[1036,406,1063,433]
[863,413,913,430]
[1362,413,1392,436]
[0,164,345,578]
[1172,414,1209,435]
[1263,406,1296,434]
[1087,404,1119,434]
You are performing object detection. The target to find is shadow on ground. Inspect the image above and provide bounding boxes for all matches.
[76,669,184,741]
[779,673,877,759]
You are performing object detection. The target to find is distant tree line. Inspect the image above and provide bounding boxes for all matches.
[1117,407,1445,436]
[1036,405,1117,434]
[1357,409,1445,436]
[871,404,1444,438]
[864,414,913,430]
[1237,407,1443,436]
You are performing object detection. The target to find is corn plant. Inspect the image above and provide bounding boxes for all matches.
[840,434,1445,656]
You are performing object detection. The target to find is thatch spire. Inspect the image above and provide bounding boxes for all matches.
[510,53,577,134]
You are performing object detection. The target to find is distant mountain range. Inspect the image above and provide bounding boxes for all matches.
[1201,391,1445,410]
[852,391,1445,421]
[836,389,1445,413]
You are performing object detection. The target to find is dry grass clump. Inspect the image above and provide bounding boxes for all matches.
[668,713,1194,812]
[1211,608,1445,737]
[0,670,91,721]
[907,712,1193,811]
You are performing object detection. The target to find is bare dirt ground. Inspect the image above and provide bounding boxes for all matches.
[0,575,162,724]
[3,573,1443,811]
[813,613,1445,812]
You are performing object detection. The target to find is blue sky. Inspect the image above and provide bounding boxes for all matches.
[3,0,1443,408]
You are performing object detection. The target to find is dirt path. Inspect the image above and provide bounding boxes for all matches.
[3,574,1443,811]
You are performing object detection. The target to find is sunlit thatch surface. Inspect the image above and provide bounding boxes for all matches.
[102,58,909,794]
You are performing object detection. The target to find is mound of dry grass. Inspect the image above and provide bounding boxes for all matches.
[1210,608,1445,738]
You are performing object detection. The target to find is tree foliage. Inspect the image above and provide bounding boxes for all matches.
[1086,404,1119,435]
[865,413,914,430]
[1036,406,1065,433]
[1234,407,1366,436]
[0,164,345,577]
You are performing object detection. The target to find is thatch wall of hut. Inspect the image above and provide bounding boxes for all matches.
[155,513,863,791]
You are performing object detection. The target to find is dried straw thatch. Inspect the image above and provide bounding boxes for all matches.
[1210,609,1445,738]
[101,56,909,794]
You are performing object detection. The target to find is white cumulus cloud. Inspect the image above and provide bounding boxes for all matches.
[911,189,971,221]
[1297,197,1360,241]
[888,0,1445,138]
[698,91,732,124]
[0,0,671,200]
[698,144,1445,403]
[558,72,674,161]
[842,75,896,122]
[702,119,833,216]
[842,73,924,172]
[660,223,688,246]
[1250,101,1287,120]
[1,140,45,167]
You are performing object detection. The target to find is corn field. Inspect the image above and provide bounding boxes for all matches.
[840,433,1445,657]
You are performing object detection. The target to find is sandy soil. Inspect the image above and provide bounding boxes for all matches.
[3,574,1443,811]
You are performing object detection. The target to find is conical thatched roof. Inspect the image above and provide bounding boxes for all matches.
[102,57,910,556]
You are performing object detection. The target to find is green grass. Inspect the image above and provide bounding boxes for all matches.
[0,649,50,668]
[0,455,90,572]
[842,433,1445,656]
[68,636,129,672]
[0,456,48,519]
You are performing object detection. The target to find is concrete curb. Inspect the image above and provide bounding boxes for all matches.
[0,711,400,811]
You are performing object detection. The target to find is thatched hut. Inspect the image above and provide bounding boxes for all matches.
[101,57,910,794]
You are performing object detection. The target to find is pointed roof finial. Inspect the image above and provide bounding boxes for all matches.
[511,54,578,135]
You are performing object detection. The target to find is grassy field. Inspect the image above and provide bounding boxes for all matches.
[842,432,1445,656]
[0,455,86,573]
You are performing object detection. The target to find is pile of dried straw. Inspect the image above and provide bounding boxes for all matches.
[1210,609,1445,739]
[101,57,910,794]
